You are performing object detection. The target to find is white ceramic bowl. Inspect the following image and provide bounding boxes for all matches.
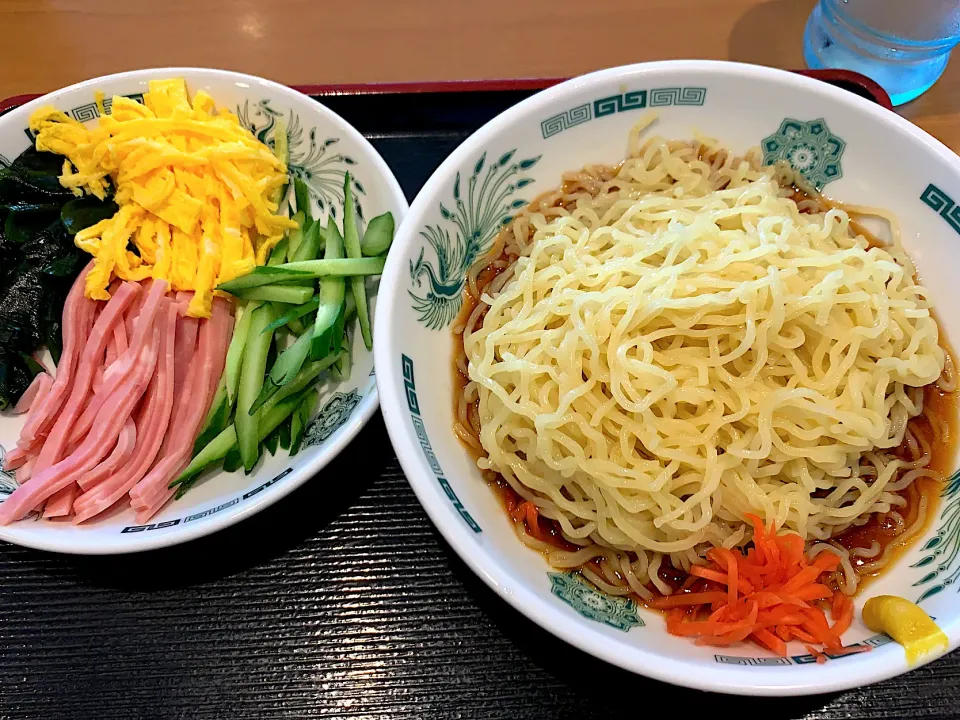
[0,68,407,553]
[374,60,960,695]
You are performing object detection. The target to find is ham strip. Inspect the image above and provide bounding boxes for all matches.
[17,264,93,439]
[113,321,129,357]
[13,372,52,415]
[43,484,77,518]
[173,314,199,398]
[131,302,233,518]
[75,419,138,493]
[103,329,118,373]
[91,370,104,396]
[166,291,200,447]
[69,303,141,446]
[4,378,53,474]
[16,455,36,485]
[5,265,97,468]
[124,279,151,339]
[132,306,231,521]
[0,327,160,524]
[158,325,205,459]
[33,282,142,473]
[93,321,129,394]
[199,297,233,412]
[130,457,181,519]
[53,280,168,461]
[6,266,237,524]
[135,484,177,524]
[129,299,232,514]
[73,301,179,523]
[128,339,211,506]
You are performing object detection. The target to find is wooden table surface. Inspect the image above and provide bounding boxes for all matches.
[2,0,959,151]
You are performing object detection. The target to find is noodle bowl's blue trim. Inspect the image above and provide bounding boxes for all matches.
[760,118,845,191]
[714,634,892,666]
[539,86,707,139]
[910,468,960,603]
[401,354,481,532]
[920,184,960,236]
[408,149,540,330]
[549,572,643,631]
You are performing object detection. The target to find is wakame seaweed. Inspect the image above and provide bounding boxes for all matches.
[60,196,118,235]
[0,147,114,410]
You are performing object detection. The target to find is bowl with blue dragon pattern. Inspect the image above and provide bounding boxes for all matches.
[0,68,406,553]
[374,60,960,694]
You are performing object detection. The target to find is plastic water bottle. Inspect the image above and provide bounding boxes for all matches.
[804,0,960,106]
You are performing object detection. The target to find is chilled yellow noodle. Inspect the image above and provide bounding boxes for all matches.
[457,118,952,598]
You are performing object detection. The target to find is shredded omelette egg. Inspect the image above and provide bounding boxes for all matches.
[28,79,297,317]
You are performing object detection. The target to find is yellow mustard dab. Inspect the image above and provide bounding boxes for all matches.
[862,595,948,665]
[27,79,296,318]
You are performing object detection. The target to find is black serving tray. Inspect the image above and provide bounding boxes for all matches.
[6,73,957,720]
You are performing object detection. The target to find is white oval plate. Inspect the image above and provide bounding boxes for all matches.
[0,68,407,554]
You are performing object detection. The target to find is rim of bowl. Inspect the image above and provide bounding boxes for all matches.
[374,59,960,695]
[0,67,409,555]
